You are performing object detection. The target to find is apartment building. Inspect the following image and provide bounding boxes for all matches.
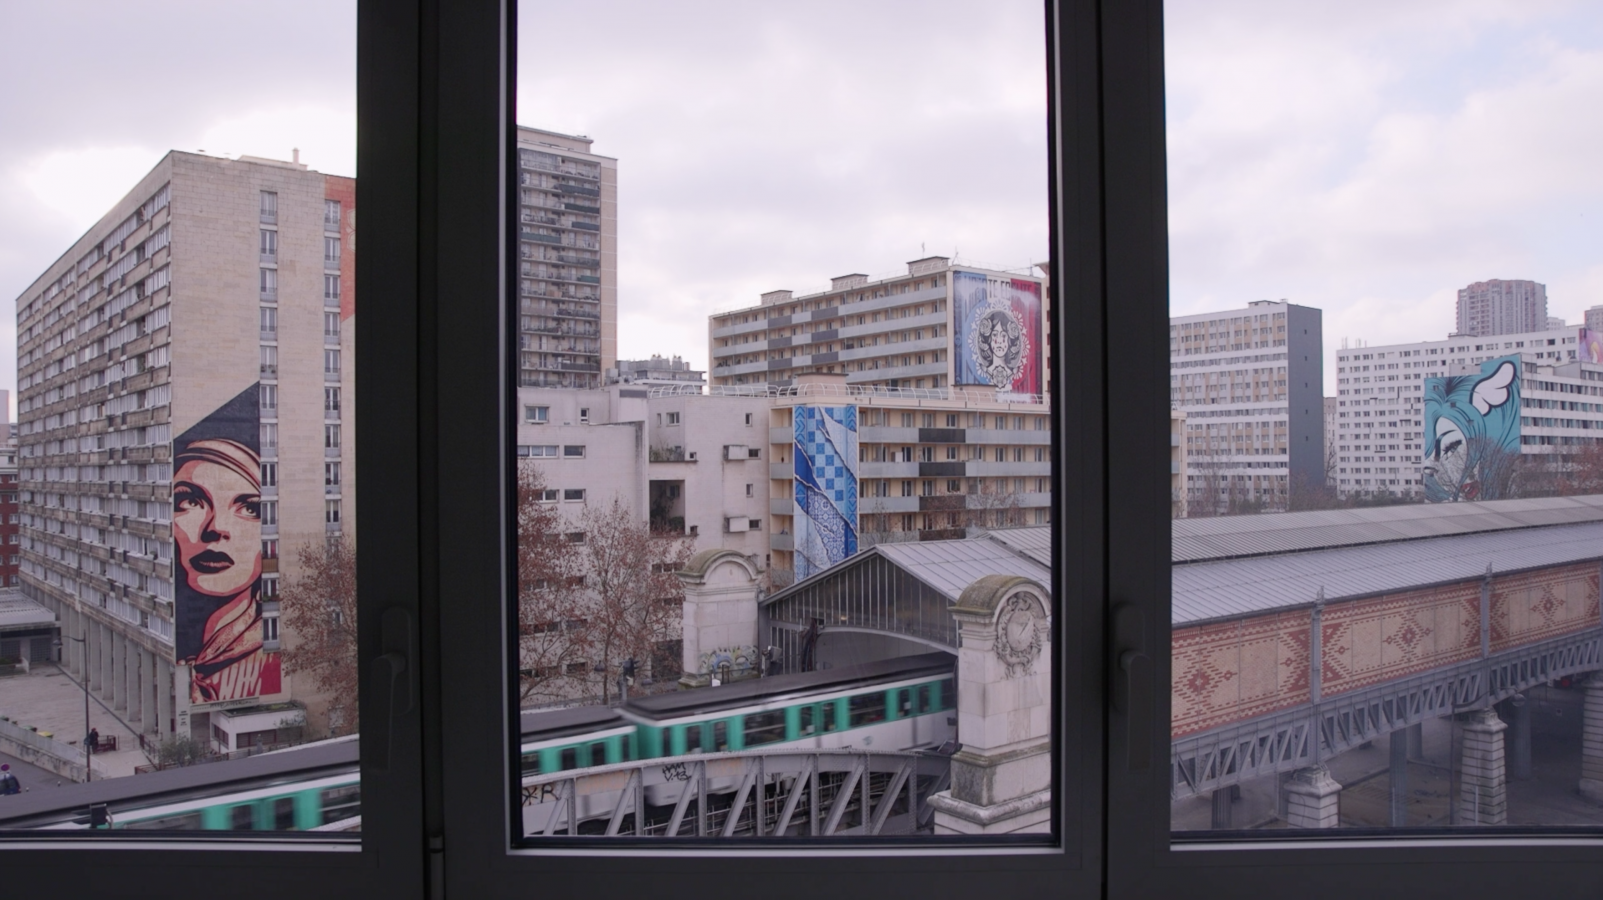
[1333,326,1585,498]
[14,151,356,746]
[516,127,617,389]
[1456,279,1547,337]
[708,257,1049,399]
[516,379,1051,588]
[1169,300,1324,513]
[612,355,705,389]
[1171,409,1188,518]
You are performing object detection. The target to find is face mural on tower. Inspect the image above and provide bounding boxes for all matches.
[952,270,1043,395]
[793,405,859,581]
[173,384,279,704]
[1423,354,1522,503]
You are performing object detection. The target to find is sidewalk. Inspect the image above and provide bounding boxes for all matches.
[0,664,153,780]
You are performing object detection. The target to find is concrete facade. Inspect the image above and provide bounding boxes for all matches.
[1457,279,1548,338]
[1333,326,1598,499]
[1170,300,1324,513]
[516,127,617,389]
[13,152,355,744]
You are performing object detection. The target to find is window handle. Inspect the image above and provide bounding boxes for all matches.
[369,607,414,774]
[1113,604,1153,771]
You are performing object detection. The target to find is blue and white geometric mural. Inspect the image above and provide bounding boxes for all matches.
[793,405,859,581]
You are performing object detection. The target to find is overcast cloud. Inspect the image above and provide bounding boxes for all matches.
[3,2,1600,405]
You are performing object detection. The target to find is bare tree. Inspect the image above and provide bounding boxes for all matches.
[1554,442,1603,497]
[280,535,358,735]
[962,478,1027,530]
[572,496,696,704]
[515,466,596,705]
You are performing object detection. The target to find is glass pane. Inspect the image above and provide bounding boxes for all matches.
[1168,2,1603,835]
[0,4,358,835]
[513,1,1053,840]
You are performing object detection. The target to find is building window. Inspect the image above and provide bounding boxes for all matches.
[745,484,754,497]
[325,312,341,340]
[748,519,762,531]
[667,412,681,425]
[324,199,341,230]
[260,462,278,488]
[324,274,341,304]
[260,423,278,450]
[579,407,590,423]
[537,489,558,502]
[259,228,277,259]
[259,190,277,223]
[326,462,342,488]
[260,305,277,335]
[259,267,277,297]
[325,387,342,415]
[744,413,753,425]
[260,500,278,527]
[260,345,278,378]
[326,500,342,525]
[324,349,341,375]
[562,445,585,458]
[563,489,585,502]
[526,405,549,424]
[262,539,278,559]
[260,383,277,411]
[325,425,342,449]
[324,236,341,267]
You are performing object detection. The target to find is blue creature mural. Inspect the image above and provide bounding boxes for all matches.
[1423,354,1522,502]
[793,405,859,580]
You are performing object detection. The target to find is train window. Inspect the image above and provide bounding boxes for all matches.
[560,747,580,771]
[917,684,934,714]
[589,741,609,765]
[682,724,703,754]
[274,797,296,831]
[799,705,815,736]
[230,804,256,831]
[523,753,542,776]
[319,785,361,826]
[896,688,913,718]
[848,692,889,728]
[937,678,956,711]
[821,702,838,733]
[712,721,729,752]
[122,812,205,831]
[743,710,786,747]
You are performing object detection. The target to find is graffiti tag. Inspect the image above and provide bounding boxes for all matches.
[661,762,691,782]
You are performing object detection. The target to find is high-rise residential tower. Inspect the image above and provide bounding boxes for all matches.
[1169,300,1324,513]
[1456,279,1548,337]
[516,127,617,389]
[15,151,356,746]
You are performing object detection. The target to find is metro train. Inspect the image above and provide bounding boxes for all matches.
[0,652,955,834]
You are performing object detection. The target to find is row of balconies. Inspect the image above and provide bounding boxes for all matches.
[711,310,948,360]
[711,283,950,340]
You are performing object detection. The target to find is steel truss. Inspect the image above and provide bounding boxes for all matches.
[520,748,952,838]
[1170,627,1603,799]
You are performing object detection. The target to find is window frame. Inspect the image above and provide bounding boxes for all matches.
[1104,1,1603,896]
[434,0,1098,895]
[0,1,425,894]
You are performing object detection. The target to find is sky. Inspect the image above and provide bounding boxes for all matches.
[3,1,1602,405]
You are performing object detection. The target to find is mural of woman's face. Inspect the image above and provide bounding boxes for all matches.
[988,315,1012,361]
[173,459,262,597]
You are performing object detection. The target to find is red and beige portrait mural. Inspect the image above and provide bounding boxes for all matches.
[173,385,279,704]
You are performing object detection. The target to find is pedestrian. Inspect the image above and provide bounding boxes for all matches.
[87,727,100,754]
[0,763,20,795]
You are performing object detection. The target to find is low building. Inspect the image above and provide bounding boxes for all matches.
[611,355,704,390]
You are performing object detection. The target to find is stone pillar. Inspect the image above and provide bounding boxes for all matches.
[125,640,142,724]
[157,656,175,740]
[110,631,125,712]
[1579,675,1603,803]
[1210,788,1233,829]
[1283,764,1342,829]
[675,549,760,689]
[88,620,103,692]
[1388,729,1409,827]
[1458,707,1508,825]
[1407,722,1424,761]
[142,648,159,736]
[929,575,1052,835]
[1508,694,1531,781]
